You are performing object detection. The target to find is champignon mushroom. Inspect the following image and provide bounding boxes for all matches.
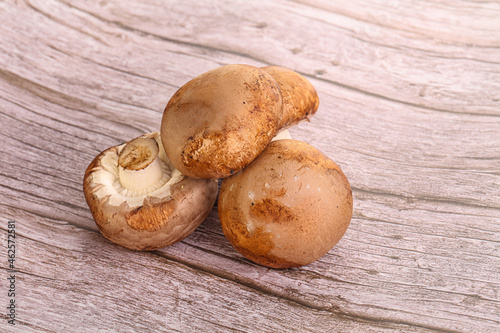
[161,64,282,179]
[160,64,319,179]
[218,139,353,268]
[261,66,319,130]
[83,132,218,251]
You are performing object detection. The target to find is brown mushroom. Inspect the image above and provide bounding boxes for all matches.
[83,132,218,251]
[160,64,319,179]
[161,64,282,179]
[218,139,353,268]
[261,66,319,130]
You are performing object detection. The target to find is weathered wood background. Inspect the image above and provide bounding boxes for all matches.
[1,0,499,332]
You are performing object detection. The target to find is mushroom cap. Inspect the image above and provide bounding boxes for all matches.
[261,66,319,130]
[83,132,218,251]
[218,139,353,268]
[161,64,283,179]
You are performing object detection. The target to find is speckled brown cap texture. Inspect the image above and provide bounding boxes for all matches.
[261,66,319,130]
[161,64,283,179]
[218,139,353,268]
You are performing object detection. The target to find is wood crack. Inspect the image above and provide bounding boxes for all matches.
[153,248,456,332]
[351,187,500,210]
[47,42,181,90]
[0,169,82,197]
[311,74,500,118]
[56,1,274,67]
[25,0,109,46]
[0,202,95,234]
[3,158,83,189]
[0,70,141,138]
[0,183,88,221]
[0,132,69,160]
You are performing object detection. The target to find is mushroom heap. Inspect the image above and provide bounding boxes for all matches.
[84,64,352,268]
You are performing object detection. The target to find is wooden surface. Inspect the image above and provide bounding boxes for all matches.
[1,0,499,332]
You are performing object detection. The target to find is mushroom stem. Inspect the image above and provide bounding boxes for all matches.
[118,137,164,191]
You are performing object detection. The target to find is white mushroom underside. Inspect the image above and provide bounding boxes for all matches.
[271,129,292,141]
[91,142,184,209]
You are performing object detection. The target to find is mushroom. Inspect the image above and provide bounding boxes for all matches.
[217,139,353,269]
[160,64,319,179]
[83,132,218,251]
[261,66,319,130]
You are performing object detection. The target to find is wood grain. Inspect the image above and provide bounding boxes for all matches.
[1,0,499,332]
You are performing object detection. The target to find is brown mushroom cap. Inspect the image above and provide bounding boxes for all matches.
[161,64,283,179]
[83,132,218,251]
[261,66,319,130]
[218,139,353,268]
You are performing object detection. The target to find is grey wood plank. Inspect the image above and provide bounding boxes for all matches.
[1,0,499,332]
